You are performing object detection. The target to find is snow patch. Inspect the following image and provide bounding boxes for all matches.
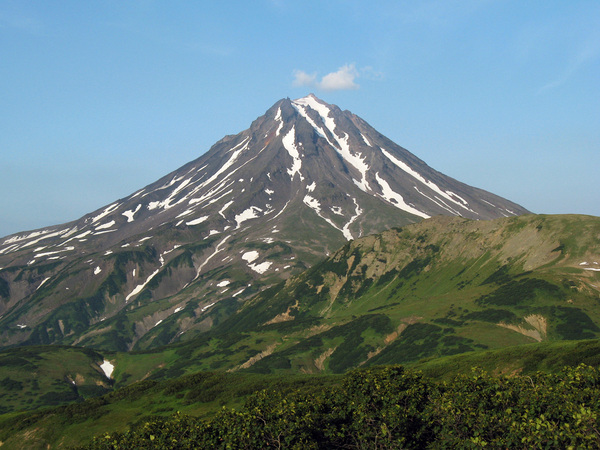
[282,126,304,181]
[375,173,430,219]
[3,229,53,245]
[381,147,474,215]
[90,203,120,224]
[93,229,117,235]
[267,200,290,223]
[304,195,345,236]
[186,216,209,226]
[217,280,230,287]
[176,209,195,218]
[94,266,102,275]
[194,236,231,279]
[274,107,284,136]
[342,197,363,241]
[303,194,321,212]
[292,97,370,192]
[249,261,273,274]
[74,230,92,239]
[242,251,260,264]
[580,261,600,271]
[37,277,51,290]
[235,206,262,229]
[34,247,75,258]
[1,228,72,254]
[126,268,160,302]
[122,204,141,222]
[219,200,234,219]
[100,360,114,379]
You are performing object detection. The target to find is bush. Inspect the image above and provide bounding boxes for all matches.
[82,365,600,449]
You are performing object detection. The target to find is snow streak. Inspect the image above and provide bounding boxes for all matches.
[292,96,370,192]
[282,126,304,181]
[375,173,430,219]
[380,148,475,216]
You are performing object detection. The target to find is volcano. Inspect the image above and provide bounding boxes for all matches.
[0,94,529,351]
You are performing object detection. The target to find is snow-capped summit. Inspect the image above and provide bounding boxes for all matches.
[0,95,529,351]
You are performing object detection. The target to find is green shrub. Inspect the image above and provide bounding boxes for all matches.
[81,365,600,449]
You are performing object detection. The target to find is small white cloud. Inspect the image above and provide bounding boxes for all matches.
[319,64,360,91]
[292,64,364,91]
[293,70,317,87]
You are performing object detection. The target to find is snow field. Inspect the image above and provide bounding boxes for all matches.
[100,360,115,379]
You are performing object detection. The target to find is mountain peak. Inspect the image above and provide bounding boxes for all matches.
[294,93,320,102]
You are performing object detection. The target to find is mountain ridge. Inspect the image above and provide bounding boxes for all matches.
[1,213,599,419]
[0,94,529,351]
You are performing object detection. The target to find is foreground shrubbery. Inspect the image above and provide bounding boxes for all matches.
[85,364,600,449]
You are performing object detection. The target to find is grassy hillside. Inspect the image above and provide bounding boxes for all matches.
[0,346,112,414]
[0,370,338,449]
[2,214,599,410]
[1,213,600,447]
[131,214,598,376]
[1,339,599,448]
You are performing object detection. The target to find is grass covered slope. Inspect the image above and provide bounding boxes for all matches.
[0,339,599,448]
[2,361,599,449]
[0,346,113,414]
[0,370,339,449]
[2,213,599,413]
[188,214,600,374]
[80,364,600,449]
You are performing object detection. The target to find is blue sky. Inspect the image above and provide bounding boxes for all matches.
[1,1,599,237]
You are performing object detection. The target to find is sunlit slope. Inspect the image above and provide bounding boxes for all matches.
[2,340,600,449]
[90,214,600,379]
[196,214,600,373]
[0,346,113,414]
[2,213,598,414]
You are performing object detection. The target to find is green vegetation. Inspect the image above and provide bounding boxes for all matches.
[2,214,600,446]
[0,346,112,414]
[76,364,600,449]
[1,339,600,447]
[0,369,338,449]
